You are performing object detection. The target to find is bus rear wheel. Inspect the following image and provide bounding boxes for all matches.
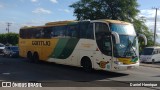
[81,57,92,72]
[27,52,33,62]
[152,59,155,64]
[33,52,39,63]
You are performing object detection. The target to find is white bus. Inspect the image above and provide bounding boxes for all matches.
[19,19,147,71]
[140,46,160,63]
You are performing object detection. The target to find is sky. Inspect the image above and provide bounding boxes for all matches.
[0,0,160,43]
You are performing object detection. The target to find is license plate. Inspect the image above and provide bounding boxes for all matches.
[127,66,133,69]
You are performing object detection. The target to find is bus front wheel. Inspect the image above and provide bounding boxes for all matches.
[81,57,92,72]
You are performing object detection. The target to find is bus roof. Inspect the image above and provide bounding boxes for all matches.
[20,19,131,29]
[45,20,77,26]
[92,19,131,25]
[20,20,77,29]
[145,46,160,49]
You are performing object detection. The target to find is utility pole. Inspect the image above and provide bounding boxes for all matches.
[153,7,159,46]
[6,22,12,33]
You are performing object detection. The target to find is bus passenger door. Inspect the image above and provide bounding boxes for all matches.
[94,22,113,71]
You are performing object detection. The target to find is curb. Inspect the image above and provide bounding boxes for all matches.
[140,64,160,68]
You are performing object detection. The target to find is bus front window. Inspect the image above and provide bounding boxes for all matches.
[141,48,154,55]
[110,24,138,58]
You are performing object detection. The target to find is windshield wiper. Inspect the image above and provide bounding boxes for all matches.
[123,38,137,58]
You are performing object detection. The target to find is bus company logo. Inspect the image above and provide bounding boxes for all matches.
[32,41,51,46]
[2,82,11,87]
[97,61,109,68]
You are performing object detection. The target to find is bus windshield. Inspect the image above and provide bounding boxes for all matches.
[110,24,138,57]
[114,35,138,57]
[141,48,154,55]
[110,23,136,35]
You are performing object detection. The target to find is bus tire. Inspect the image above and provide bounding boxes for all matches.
[81,57,92,72]
[27,51,33,62]
[33,52,39,63]
[152,59,155,64]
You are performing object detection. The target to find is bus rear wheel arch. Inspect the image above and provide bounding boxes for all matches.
[81,57,92,72]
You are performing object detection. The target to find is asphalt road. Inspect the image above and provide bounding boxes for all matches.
[0,56,160,90]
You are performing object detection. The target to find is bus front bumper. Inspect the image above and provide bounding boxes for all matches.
[113,63,139,71]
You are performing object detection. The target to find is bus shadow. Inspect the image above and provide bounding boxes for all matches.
[32,60,129,82]
[0,58,129,82]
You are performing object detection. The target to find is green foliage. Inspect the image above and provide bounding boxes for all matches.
[70,0,139,22]
[133,17,154,51]
[0,33,19,45]
[70,0,154,50]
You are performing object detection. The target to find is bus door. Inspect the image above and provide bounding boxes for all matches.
[94,22,113,70]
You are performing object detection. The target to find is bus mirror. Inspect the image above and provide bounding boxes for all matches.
[112,31,120,44]
[138,34,147,45]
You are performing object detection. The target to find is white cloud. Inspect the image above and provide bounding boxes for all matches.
[50,0,58,4]
[32,7,52,14]
[19,0,25,2]
[0,22,7,33]
[64,9,70,13]
[139,9,160,21]
[0,4,4,8]
[0,21,19,33]
[31,0,58,4]
[139,9,160,43]
[31,0,38,2]
[58,9,70,13]
[0,20,49,34]
[140,9,160,32]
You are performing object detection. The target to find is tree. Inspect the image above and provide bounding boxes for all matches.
[133,17,154,51]
[70,0,154,49]
[70,0,139,22]
[0,33,19,45]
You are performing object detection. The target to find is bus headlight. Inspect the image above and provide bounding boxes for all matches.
[147,56,152,60]
[118,62,123,65]
[114,61,123,65]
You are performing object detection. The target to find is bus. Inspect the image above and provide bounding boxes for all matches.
[140,46,160,63]
[19,19,147,71]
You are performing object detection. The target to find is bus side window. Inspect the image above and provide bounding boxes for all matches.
[43,27,52,39]
[20,29,32,39]
[34,28,43,38]
[153,49,158,54]
[79,21,90,39]
[95,23,110,33]
[52,26,66,38]
[26,29,32,39]
[31,29,37,39]
[20,29,25,39]
[156,49,158,54]
[86,23,94,39]
[66,25,78,38]
[52,27,57,37]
